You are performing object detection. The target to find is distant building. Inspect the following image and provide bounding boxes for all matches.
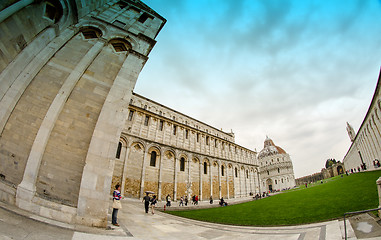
[343,69,381,172]
[257,137,296,192]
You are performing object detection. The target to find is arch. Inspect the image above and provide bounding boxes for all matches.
[109,38,132,52]
[203,162,208,174]
[337,165,344,175]
[192,156,200,163]
[79,26,103,39]
[266,178,273,192]
[234,167,238,177]
[221,165,225,176]
[130,141,145,152]
[164,149,175,159]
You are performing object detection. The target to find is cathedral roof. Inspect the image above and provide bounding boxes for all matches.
[258,136,286,159]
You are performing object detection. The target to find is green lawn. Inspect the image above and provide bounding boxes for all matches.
[167,170,381,226]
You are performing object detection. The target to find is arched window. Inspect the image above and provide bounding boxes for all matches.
[267,170,269,175]
[150,151,157,167]
[275,180,278,184]
[180,157,185,171]
[235,167,238,177]
[109,38,132,52]
[246,170,249,178]
[204,162,207,174]
[80,27,102,39]
[278,168,280,173]
[221,165,224,176]
[116,142,122,159]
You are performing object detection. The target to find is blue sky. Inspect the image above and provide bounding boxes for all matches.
[136,0,381,178]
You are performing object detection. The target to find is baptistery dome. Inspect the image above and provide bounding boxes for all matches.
[258,136,286,159]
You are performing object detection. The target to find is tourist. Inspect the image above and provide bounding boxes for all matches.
[166,194,171,207]
[179,196,184,206]
[219,197,227,206]
[192,195,195,204]
[142,192,151,213]
[185,195,188,206]
[151,195,157,214]
[195,195,198,205]
[112,184,122,226]
[209,196,213,204]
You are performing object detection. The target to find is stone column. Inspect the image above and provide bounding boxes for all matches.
[139,148,149,198]
[16,40,105,207]
[158,151,163,200]
[120,144,130,196]
[173,155,178,200]
[76,51,147,228]
[187,155,192,200]
[232,166,236,198]
[226,166,230,199]
[218,162,221,199]
[209,162,213,199]
[199,161,203,201]
[377,177,381,217]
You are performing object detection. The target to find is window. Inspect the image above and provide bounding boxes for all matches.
[267,170,269,175]
[150,151,156,167]
[221,165,224,176]
[173,125,177,135]
[275,180,278,184]
[204,162,207,174]
[144,115,149,126]
[110,38,131,52]
[235,168,238,177]
[144,105,147,109]
[277,168,280,173]
[281,178,284,183]
[128,110,134,121]
[159,120,163,131]
[206,136,209,145]
[44,0,63,23]
[197,133,199,142]
[138,12,152,23]
[215,139,217,148]
[246,170,248,178]
[180,158,185,171]
[116,142,122,159]
[185,129,189,139]
[80,27,102,39]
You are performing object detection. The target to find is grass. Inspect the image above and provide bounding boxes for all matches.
[167,170,381,226]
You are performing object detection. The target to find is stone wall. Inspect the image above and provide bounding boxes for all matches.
[0,0,166,228]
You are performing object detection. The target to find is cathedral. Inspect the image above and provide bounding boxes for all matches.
[0,0,296,228]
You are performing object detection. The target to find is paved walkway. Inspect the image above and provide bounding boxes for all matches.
[0,198,380,240]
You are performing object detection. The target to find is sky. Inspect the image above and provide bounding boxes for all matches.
[135,0,381,178]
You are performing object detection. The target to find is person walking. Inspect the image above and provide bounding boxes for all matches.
[209,196,213,204]
[179,196,184,206]
[112,184,122,226]
[185,195,188,206]
[142,192,151,213]
[166,194,171,207]
[195,195,198,205]
[151,195,157,215]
